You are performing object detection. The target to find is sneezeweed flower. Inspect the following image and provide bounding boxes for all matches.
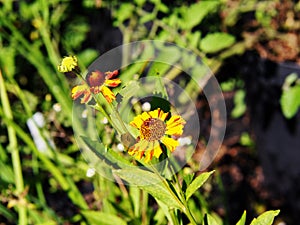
[72,70,121,103]
[129,108,186,163]
[57,55,78,73]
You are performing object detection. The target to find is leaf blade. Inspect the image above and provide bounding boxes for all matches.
[186,170,214,200]
[114,168,183,209]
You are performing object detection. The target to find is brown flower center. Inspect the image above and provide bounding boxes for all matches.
[87,70,105,87]
[141,118,166,141]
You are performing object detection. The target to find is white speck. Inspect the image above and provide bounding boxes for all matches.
[81,109,88,118]
[142,102,151,111]
[117,143,125,151]
[102,117,108,124]
[277,222,286,225]
[33,112,45,127]
[131,98,138,105]
[53,103,61,112]
[86,168,96,178]
[178,136,192,146]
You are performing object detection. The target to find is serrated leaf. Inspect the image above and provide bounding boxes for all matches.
[236,211,246,225]
[81,210,127,225]
[186,170,214,200]
[280,86,300,119]
[200,33,236,53]
[249,210,280,225]
[114,168,183,209]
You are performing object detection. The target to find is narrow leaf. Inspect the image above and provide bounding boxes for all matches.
[81,210,127,225]
[204,213,222,225]
[236,211,246,225]
[186,171,214,200]
[114,168,183,209]
[250,210,280,225]
[81,136,131,169]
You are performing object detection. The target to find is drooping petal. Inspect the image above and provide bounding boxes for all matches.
[128,139,148,160]
[161,136,179,152]
[81,91,92,104]
[71,84,88,100]
[105,78,121,87]
[153,141,163,158]
[101,85,116,103]
[105,70,119,79]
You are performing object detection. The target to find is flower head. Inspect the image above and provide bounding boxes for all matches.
[129,108,186,162]
[57,56,78,73]
[72,70,121,103]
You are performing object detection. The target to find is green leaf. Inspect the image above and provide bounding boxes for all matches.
[249,210,280,225]
[204,213,222,225]
[114,3,135,25]
[0,162,14,183]
[80,136,131,169]
[147,46,181,77]
[81,210,127,225]
[280,85,300,119]
[231,89,246,118]
[236,211,246,225]
[200,33,236,53]
[114,168,183,209]
[186,170,214,200]
[282,73,298,90]
[180,1,220,30]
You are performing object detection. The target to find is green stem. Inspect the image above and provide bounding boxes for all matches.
[148,163,187,225]
[169,208,180,225]
[168,161,198,225]
[0,107,88,210]
[0,71,27,225]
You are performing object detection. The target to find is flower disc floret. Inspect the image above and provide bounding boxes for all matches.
[57,56,78,73]
[128,108,186,162]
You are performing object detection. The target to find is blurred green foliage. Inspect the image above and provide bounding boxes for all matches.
[0,0,284,224]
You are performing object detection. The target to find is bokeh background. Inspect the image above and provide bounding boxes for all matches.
[0,0,299,224]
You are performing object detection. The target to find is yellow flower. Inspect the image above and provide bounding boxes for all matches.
[129,108,186,162]
[72,70,121,103]
[57,56,78,73]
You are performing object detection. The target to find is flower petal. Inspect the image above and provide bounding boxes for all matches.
[153,141,163,158]
[58,56,78,73]
[161,136,179,152]
[165,115,186,135]
[71,84,88,100]
[105,70,119,79]
[105,78,121,87]
[101,85,116,103]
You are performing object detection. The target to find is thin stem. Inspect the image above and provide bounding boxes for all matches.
[168,161,198,225]
[169,208,180,225]
[0,71,27,225]
[0,107,88,210]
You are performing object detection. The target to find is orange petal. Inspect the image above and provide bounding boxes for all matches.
[71,84,87,100]
[101,86,116,103]
[105,78,121,87]
[105,70,119,79]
